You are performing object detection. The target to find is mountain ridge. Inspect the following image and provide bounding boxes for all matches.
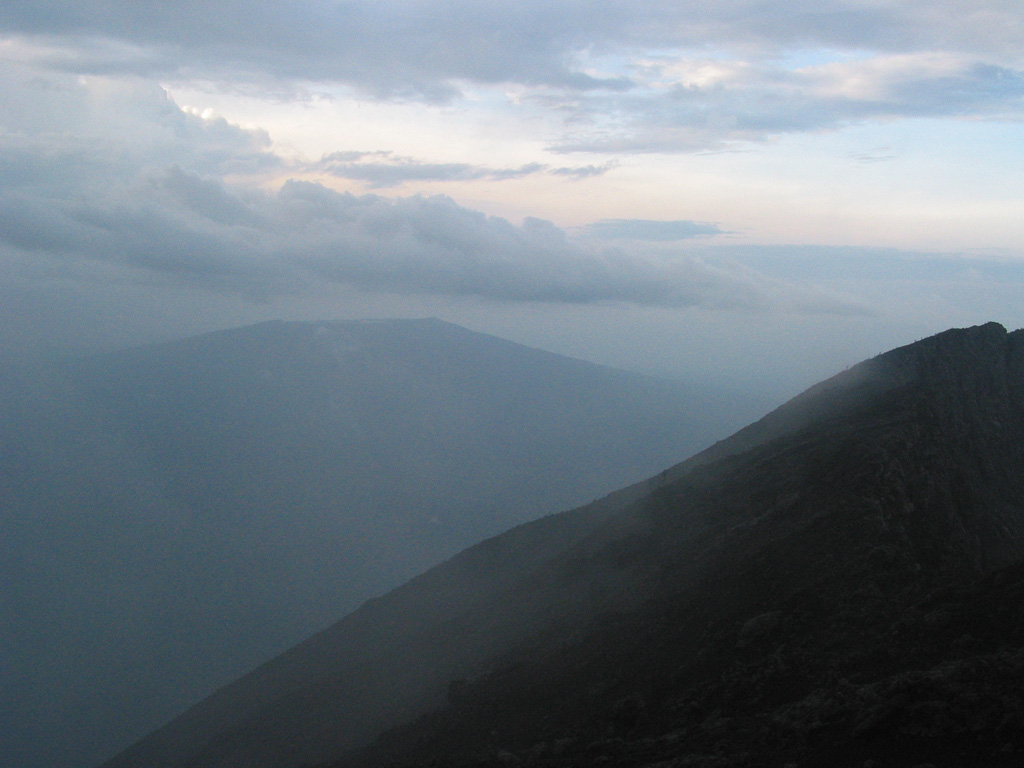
[98,322,1024,768]
[342,321,1024,767]
[5,317,761,768]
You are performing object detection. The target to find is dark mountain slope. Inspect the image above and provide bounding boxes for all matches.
[100,322,1024,768]
[2,318,760,768]
[339,321,1024,768]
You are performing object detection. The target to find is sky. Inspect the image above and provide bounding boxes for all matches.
[2,1,1023,395]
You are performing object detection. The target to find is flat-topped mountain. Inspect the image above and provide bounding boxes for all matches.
[101,322,1024,768]
[2,319,758,768]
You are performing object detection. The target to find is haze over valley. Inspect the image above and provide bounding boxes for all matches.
[100,323,1024,768]
[3,2,1024,767]
[1,318,766,768]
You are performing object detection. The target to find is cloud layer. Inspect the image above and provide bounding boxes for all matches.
[2,0,1021,353]
[0,64,868,317]
[582,220,725,241]
[313,152,608,188]
[2,2,1022,151]
[2,2,1022,83]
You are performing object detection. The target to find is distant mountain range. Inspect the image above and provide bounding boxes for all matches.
[99,322,1024,768]
[0,318,763,768]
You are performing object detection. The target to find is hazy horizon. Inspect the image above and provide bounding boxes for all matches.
[3,5,1024,766]
[2,2,1024,396]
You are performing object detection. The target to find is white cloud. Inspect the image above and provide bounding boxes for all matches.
[0,3,1021,162]
[550,51,1024,152]
[3,2,1023,99]
[0,61,867,315]
[2,0,1022,358]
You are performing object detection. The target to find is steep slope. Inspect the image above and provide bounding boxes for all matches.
[1,319,760,768]
[100,322,1024,768]
[344,321,1024,768]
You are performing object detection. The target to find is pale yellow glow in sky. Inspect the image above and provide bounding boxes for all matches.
[165,80,1024,258]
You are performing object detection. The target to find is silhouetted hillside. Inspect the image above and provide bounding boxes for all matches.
[344,322,1024,768]
[1,319,758,768]
[100,322,1024,768]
